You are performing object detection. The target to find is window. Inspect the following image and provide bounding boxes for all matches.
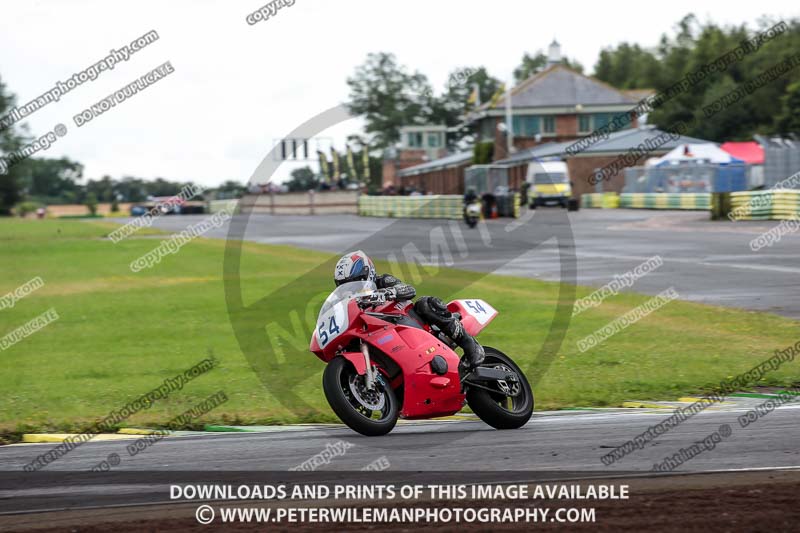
[533,172,567,184]
[543,116,555,134]
[480,119,495,140]
[512,115,540,137]
[593,113,611,129]
[578,113,633,135]
[427,133,440,148]
[407,132,423,148]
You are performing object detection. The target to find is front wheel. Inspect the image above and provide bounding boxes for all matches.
[322,357,399,436]
[466,347,533,429]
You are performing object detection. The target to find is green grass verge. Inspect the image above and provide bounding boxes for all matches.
[0,218,798,443]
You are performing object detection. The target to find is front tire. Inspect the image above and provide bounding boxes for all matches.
[322,357,399,436]
[466,347,533,430]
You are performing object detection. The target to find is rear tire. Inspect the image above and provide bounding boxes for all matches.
[466,347,533,430]
[322,357,398,436]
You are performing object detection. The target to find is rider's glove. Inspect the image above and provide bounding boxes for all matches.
[376,274,401,289]
[392,284,416,301]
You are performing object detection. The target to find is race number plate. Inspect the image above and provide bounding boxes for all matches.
[315,302,349,349]
[456,299,497,325]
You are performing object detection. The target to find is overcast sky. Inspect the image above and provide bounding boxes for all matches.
[1,0,797,187]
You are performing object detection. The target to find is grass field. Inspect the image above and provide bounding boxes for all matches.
[0,218,798,443]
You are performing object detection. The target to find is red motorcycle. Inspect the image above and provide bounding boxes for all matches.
[309,281,534,436]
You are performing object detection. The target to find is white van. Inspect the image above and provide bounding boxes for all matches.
[526,160,572,208]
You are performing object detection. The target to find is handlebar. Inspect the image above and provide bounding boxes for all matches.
[357,291,387,308]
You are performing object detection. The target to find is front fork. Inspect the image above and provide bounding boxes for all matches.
[361,340,376,391]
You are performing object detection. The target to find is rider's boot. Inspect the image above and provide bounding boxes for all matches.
[442,319,485,373]
[413,296,485,373]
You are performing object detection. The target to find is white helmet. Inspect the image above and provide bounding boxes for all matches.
[334,250,376,287]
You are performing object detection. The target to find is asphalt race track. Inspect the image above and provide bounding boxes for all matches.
[1,398,799,514]
[2,209,797,521]
[123,209,800,318]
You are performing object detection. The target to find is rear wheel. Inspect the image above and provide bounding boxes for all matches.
[466,347,533,429]
[322,357,398,436]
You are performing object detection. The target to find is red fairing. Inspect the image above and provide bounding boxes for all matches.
[308,298,466,419]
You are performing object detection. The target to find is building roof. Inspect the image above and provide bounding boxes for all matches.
[400,124,448,133]
[622,89,657,102]
[494,126,711,165]
[396,151,473,177]
[479,65,638,112]
[720,141,764,164]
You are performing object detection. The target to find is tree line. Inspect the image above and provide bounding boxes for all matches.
[345,14,800,151]
[3,13,798,213]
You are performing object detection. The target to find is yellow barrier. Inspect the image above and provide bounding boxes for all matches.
[730,190,800,220]
[619,193,711,210]
[359,195,521,219]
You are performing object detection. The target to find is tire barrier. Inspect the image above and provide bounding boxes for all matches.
[729,190,800,221]
[358,194,521,219]
[619,193,711,210]
[581,193,620,209]
[358,195,464,219]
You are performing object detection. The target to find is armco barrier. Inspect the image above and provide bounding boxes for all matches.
[730,190,800,220]
[619,193,711,210]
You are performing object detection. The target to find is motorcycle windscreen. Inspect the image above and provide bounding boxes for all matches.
[447,299,498,337]
[310,280,376,351]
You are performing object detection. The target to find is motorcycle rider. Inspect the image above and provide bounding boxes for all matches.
[333,250,485,371]
[464,188,478,206]
[463,188,479,223]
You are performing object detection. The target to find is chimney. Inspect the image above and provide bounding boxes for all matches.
[547,39,561,67]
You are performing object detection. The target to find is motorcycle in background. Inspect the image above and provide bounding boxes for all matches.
[464,200,482,228]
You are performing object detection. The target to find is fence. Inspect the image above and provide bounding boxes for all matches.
[464,165,513,195]
[623,164,749,194]
[760,137,800,189]
[238,191,359,215]
[208,199,240,214]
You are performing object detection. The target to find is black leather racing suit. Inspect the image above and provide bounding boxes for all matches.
[375,274,486,369]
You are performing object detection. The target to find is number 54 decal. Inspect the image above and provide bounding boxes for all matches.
[317,316,340,347]
[459,299,497,325]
